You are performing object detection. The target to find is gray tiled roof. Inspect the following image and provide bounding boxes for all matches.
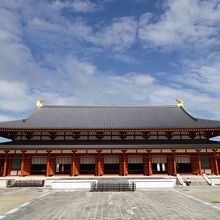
[0,105,220,129]
[0,140,219,149]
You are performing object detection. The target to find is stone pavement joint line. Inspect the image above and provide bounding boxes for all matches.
[2,190,220,220]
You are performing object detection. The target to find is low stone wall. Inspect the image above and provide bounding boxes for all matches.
[0,176,177,189]
[0,179,7,188]
[51,180,97,189]
[128,178,176,189]
[208,176,220,186]
[50,177,176,189]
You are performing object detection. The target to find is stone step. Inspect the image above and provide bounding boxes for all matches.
[182,176,209,186]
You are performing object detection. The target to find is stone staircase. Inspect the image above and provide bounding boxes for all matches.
[91,178,135,191]
[182,175,209,186]
[207,176,220,186]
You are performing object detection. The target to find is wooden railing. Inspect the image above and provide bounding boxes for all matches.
[90,182,136,192]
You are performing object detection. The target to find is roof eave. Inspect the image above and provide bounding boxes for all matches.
[1,127,220,132]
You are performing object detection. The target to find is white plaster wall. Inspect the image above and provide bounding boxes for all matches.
[0,180,7,188]
[209,177,220,185]
[129,179,176,189]
[51,180,97,189]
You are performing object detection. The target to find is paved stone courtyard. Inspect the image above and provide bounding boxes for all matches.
[1,188,220,219]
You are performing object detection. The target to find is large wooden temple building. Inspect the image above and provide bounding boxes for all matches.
[0,100,220,177]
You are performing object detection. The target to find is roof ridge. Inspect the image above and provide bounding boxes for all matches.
[179,107,197,121]
[42,104,178,108]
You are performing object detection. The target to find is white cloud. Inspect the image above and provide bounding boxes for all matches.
[176,52,220,94]
[133,73,154,86]
[139,0,220,48]
[51,0,101,13]
[113,53,139,64]
[53,55,220,120]
[0,0,220,122]
[72,17,137,51]
[0,115,16,122]
[0,78,80,112]
[0,5,54,88]
[0,80,40,112]
[96,17,137,51]
[36,92,79,106]
[24,9,137,52]
[0,80,28,99]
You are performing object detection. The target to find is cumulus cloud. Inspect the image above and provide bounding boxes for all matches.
[0,0,219,122]
[51,0,101,13]
[133,74,154,87]
[0,80,33,112]
[58,55,156,105]
[0,79,80,112]
[175,52,220,94]
[139,0,220,48]
[71,17,137,51]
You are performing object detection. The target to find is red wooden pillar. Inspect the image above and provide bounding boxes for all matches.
[147,151,152,176]
[96,150,103,176]
[75,156,80,176]
[46,151,51,177]
[71,152,79,176]
[71,150,77,176]
[214,154,219,175]
[48,156,55,176]
[20,151,26,176]
[197,152,202,176]
[71,151,75,176]
[143,155,148,175]
[172,151,177,175]
[100,156,104,176]
[97,155,101,176]
[122,150,128,176]
[3,151,9,177]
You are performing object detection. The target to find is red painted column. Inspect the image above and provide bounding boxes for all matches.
[198,152,202,175]
[97,155,100,176]
[3,151,9,177]
[76,156,80,176]
[20,151,26,176]
[143,155,147,176]
[46,151,51,177]
[214,154,219,175]
[122,151,128,176]
[172,151,177,175]
[71,150,77,176]
[148,151,152,176]
[96,151,101,176]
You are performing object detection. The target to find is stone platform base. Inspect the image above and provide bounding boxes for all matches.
[0,176,180,189]
[48,176,177,189]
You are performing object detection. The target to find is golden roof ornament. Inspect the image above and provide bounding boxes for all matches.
[176,99,184,107]
[36,99,44,108]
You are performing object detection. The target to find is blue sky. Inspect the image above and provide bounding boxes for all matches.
[0,0,220,123]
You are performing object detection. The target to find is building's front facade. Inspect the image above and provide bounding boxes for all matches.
[0,100,220,177]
